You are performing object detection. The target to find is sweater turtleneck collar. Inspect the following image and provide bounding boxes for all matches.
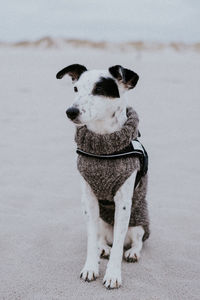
[75,107,139,155]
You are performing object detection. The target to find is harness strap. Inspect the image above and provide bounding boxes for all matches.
[76,148,144,159]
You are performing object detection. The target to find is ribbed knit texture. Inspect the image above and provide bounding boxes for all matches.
[75,107,150,241]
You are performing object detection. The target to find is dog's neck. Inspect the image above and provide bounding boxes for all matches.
[86,106,127,134]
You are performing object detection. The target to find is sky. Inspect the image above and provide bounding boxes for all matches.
[1,0,200,43]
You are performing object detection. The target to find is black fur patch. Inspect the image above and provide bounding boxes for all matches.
[56,64,87,81]
[92,77,120,98]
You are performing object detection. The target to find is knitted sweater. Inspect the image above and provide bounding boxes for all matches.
[75,107,150,241]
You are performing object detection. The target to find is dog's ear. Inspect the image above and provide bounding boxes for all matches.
[56,64,87,82]
[109,65,139,90]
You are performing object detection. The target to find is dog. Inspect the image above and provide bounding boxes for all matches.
[56,64,149,289]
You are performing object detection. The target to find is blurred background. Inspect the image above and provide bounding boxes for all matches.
[1,0,200,43]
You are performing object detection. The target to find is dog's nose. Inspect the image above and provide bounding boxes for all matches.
[66,107,80,120]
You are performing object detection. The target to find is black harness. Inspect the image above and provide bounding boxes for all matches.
[76,139,148,189]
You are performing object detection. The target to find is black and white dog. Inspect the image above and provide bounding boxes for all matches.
[56,64,147,289]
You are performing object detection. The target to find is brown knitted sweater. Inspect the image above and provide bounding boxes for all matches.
[75,107,150,241]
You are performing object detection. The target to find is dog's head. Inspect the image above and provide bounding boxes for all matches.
[56,64,139,125]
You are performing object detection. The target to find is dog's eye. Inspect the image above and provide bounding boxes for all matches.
[74,87,78,92]
[95,86,102,93]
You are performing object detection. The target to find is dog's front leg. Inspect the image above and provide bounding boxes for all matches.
[80,178,99,282]
[103,171,137,289]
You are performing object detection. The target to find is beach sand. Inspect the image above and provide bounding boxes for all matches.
[0,44,200,299]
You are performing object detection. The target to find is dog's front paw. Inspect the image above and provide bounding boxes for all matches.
[103,268,121,289]
[80,264,99,282]
[124,247,141,263]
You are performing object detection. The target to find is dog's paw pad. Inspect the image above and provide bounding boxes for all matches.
[80,267,99,282]
[103,270,121,289]
[99,245,111,259]
[124,248,140,263]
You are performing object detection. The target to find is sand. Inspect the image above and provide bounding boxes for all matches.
[0,44,200,299]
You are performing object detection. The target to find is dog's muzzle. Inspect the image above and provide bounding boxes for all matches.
[66,107,80,121]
